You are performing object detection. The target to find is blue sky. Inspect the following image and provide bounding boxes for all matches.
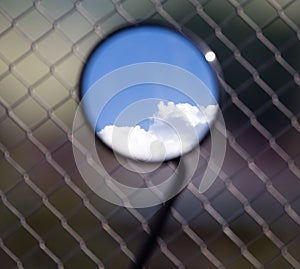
[82,26,218,129]
[82,26,218,95]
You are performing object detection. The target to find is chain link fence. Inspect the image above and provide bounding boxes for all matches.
[0,0,300,268]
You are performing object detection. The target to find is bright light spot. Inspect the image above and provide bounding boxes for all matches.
[205,51,216,62]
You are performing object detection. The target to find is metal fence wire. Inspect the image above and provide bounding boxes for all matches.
[1,0,300,268]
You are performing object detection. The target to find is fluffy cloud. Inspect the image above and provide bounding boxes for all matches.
[97,101,218,162]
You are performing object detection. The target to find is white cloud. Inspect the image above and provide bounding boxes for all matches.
[98,101,218,162]
[155,101,218,126]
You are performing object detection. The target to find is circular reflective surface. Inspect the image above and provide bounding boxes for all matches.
[81,25,220,162]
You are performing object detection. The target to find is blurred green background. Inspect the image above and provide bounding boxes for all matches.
[1,0,300,268]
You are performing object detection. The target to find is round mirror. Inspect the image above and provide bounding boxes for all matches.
[80,25,220,162]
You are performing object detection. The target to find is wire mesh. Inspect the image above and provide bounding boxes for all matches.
[0,0,300,268]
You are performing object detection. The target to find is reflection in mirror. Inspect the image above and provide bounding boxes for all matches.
[81,25,220,162]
